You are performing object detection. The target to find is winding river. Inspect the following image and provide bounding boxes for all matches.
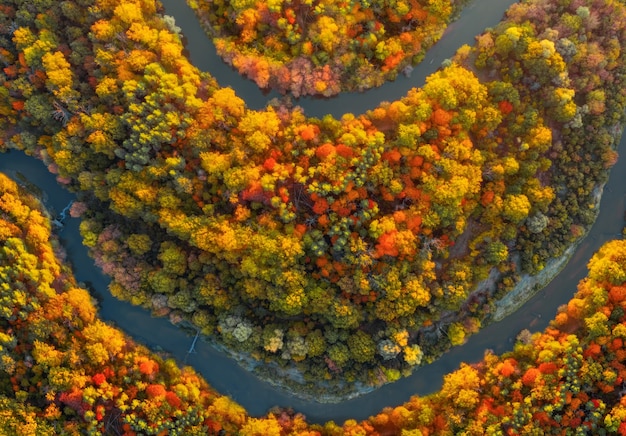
[2,0,626,425]
[160,0,520,118]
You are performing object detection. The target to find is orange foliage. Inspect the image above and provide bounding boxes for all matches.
[300,125,318,141]
[165,391,182,408]
[312,198,329,214]
[11,100,24,111]
[410,155,424,167]
[317,214,329,227]
[294,223,307,237]
[376,231,399,257]
[553,312,569,327]
[145,384,167,399]
[538,362,557,374]
[583,342,602,358]
[498,359,516,377]
[406,214,422,231]
[609,285,626,304]
[315,143,336,159]
[3,64,17,77]
[521,367,540,386]
[383,149,402,164]
[92,373,106,386]
[138,358,159,376]
[336,143,354,158]
[432,108,452,126]
[481,191,495,207]
[498,100,514,114]
[393,210,406,223]
[8,0,626,432]
[263,157,277,171]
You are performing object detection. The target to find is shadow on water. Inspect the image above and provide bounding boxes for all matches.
[2,0,626,423]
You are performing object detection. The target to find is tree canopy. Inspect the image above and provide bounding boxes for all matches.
[189,0,458,96]
[1,0,626,402]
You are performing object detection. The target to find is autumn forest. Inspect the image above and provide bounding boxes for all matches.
[2,0,626,433]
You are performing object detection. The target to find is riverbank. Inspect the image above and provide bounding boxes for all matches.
[182,175,607,404]
[4,150,626,434]
[492,147,612,322]
[159,0,519,116]
[2,115,626,422]
[185,0,474,97]
[55,0,626,403]
[3,0,626,422]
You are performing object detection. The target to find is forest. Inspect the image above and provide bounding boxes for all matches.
[187,0,460,96]
[2,0,626,432]
[0,173,227,435]
[1,0,626,397]
[3,166,626,434]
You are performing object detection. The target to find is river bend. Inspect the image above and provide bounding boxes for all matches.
[1,0,625,424]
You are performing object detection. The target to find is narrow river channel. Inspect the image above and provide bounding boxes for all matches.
[1,0,625,424]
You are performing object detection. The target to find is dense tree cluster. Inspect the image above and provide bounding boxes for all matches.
[0,173,250,435]
[471,0,626,277]
[5,170,626,434]
[1,0,626,395]
[188,0,458,96]
[316,239,626,434]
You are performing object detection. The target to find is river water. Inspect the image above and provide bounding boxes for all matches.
[159,0,519,118]
[2,0,625,424]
